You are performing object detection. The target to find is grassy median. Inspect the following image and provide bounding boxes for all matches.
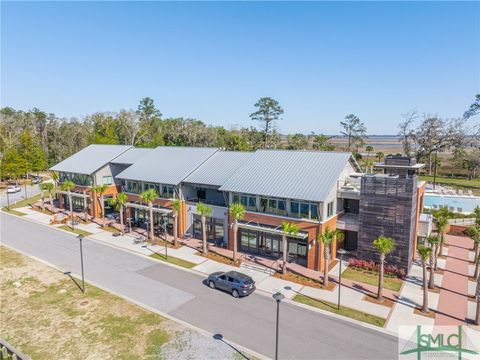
[293,294,386,327]
[342,267,403,292]
[2,193,43,215]
[58,225,93,237]
[149,253,197,269]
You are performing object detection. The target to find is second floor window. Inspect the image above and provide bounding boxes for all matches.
[290,201,319,220]
[260,197,287,216]
[127,181,141,194]
[162,185,175,199]
[327,201,334,217]
[102,176,113,185]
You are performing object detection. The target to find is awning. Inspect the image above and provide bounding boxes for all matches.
[125,202,172,214]
[57,190,88,199]
[237,222,309,240]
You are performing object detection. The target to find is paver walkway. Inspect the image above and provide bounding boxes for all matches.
[434,234,473,325]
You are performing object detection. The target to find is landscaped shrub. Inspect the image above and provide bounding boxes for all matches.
[348,258,406,279]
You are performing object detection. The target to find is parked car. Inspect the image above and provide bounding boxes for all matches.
[32,177,42,184]
[6,185,21,193]
[207,271,255,298]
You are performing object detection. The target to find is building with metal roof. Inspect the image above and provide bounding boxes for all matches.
[110,147,153,165]
[183,151,253,187]
[50,144,132,175]
[115,146,218,185]
[219,150,359,202]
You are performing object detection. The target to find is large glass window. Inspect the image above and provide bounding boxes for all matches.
[127,181,141,194]
[162,185,175,199]
[260,197,286,216]
[290,201,320,220]
[59,172,93,186]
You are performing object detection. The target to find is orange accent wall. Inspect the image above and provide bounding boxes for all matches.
[412,182,426,259]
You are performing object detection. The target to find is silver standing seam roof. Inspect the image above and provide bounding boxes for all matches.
[219,150,356,202]
[110,147,153,165]
[183,151,253,187]
[115,147,218,185]
[50,144,132,175]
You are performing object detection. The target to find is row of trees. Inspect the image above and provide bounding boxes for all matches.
[397,94,480,178]
[0,96,370,179]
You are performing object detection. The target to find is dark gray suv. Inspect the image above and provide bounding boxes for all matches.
[207,271,255,298]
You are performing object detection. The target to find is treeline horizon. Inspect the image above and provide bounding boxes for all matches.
[1,95,479,180]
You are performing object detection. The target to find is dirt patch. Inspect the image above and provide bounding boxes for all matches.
[196,251,240,267]
[362,294,394,308]
[414,307,436,319]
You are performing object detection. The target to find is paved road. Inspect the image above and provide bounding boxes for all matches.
[1,213,398,359]
[1,184,41,207]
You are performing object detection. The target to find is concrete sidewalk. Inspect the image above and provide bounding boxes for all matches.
[10,205,427,326]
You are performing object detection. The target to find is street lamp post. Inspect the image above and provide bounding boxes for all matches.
[24,180,28,199]
[272,292,285,360]
[163,215,168,260]
[337,248,348,310]
[6,191,10,210]
[78,235,85,293]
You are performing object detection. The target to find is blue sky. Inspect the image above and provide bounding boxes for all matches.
[1,1,479,134]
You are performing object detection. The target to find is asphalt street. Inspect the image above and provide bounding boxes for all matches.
[1,184,41,207]
[1,213,398,359]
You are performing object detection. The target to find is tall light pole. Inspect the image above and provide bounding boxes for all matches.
[272,292,285,360]
[78,235,85,293]
[6,191,10,210]
[337,248,348,310]
[163,214,168,260]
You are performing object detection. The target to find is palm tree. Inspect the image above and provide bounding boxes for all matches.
[197,202,212,255]
[372,236,396,301]
[376,152,384,162]
[426,235,439,289]
[435,216,448,257]
[365,145,374,157]
[229,202,245,262]
[92,184,108,227]
[318,227,342,286]
[418,244,432,314]
[281,221,299,275]
[172,199,182,247]
[363,159,374,173]
[39,181,47,211]
[140,188,158,242]
[60,180,75,228]
[469,225,480,279]
[475,275,480,325]
[41,182,55,213]
[474,206,480,227]
[108,192,128,235]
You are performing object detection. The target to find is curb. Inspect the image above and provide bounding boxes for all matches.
[1,242,270,360]
[2,209,397,338]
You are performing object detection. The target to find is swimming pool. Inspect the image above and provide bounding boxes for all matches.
[424,195,480,213]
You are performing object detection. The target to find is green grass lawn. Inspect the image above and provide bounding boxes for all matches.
[419,175,480,195]
[293,294,386,327]
[149,253,197,269]
[58,225,93,237]
[1,246,172,360]
[342,267,403,292]
[2,208,27,216]
[2,193,44,215]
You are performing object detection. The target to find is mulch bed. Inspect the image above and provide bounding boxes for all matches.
[362,294,395,308]
[273,271,336,291]
[196,251,241,267]
[414,307,436,319]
